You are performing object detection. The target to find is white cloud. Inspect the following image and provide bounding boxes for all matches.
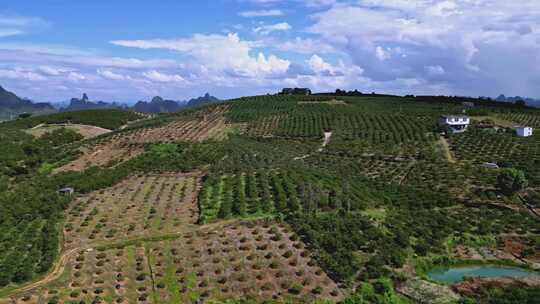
[143,70,185,83]
[97,69,126,80]
[38,66,69,76]
[253,22,291,35]
[0,68,46,81]
[112,33,290,77]
[67,72,86,81]
[307,54,334,74]
[239,9,284,17]
[268,37,338,54]
[375,46,391,61]
[425,65,445,75]
[307,1,540,96]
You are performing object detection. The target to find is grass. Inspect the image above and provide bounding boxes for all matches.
[164,243,181,304]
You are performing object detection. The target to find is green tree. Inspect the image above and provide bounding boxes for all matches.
[497,168,528,195]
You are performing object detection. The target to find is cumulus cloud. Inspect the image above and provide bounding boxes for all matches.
[111,33,290,77]
[308,0,540,96]
[307,54,335,75]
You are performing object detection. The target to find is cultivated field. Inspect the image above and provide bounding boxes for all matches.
[64,173,201,249]
[56,106,232,172]
[4,172,343,304]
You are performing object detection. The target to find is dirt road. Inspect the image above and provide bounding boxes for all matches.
[439,136,456,163]
[2,247,79,299]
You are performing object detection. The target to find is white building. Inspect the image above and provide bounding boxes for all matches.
[439,115,470,133]
[516,126,533,137]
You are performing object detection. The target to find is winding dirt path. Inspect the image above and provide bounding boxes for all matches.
[4,247,80,299]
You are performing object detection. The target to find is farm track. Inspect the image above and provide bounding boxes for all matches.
[439,136,455,163]
[4,248,80,300]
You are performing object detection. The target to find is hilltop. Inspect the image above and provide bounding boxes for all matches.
[0,93,539,303]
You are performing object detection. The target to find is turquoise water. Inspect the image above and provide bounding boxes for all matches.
[427,265,539,283]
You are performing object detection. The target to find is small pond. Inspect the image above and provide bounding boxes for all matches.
[427,265,539,284]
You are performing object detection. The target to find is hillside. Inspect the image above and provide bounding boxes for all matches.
[0,86,56,120]
[0,94,539,303]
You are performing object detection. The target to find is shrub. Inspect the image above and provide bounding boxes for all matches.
[289,283,303,295]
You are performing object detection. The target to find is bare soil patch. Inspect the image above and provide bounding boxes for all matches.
[64,172,201,249]
[56,105,230,172]
[26,123,112,139]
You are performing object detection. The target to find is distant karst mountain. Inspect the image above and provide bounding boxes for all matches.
[0,86,56,120]
[59,93,219,114]
[133,93,219,113]
[61,93,125,112]
[185,93,219,108]
[0,86,220,120]
[133,96,181,113]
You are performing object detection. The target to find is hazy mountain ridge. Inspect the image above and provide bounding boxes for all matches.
[0,86,56,120]
[133,93,219,113]
[60,93,126,112]
[0,85,220,120]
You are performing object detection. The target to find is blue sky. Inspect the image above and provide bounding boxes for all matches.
[0,0,539,103]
